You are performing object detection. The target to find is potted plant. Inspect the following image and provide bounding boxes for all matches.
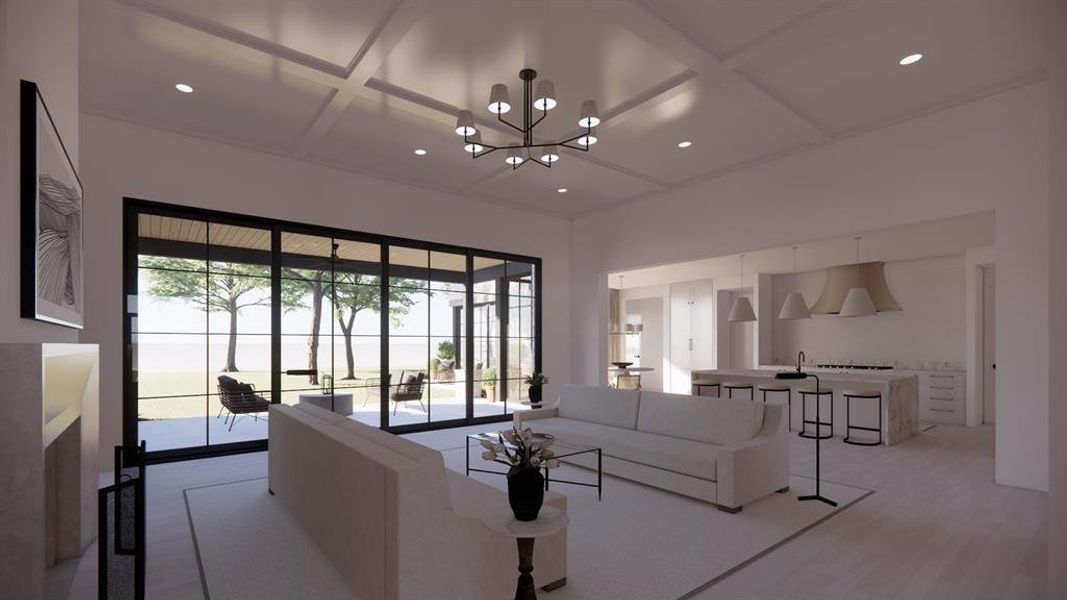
[483,368,498,403]
[436,341,455,382]
[522,372,550,407]
[480,426,560,521]
[430,357,441,381]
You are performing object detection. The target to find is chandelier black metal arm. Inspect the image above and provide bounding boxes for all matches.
[455,68,600,170]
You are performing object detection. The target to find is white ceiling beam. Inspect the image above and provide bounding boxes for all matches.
[609,1,832,145]
[292,0,427,156]
[720,0,848,70]
[113,0,349,80]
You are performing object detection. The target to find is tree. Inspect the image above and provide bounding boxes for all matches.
[141,256,270,372]
[282,268,330,385]
[333,273,420,380]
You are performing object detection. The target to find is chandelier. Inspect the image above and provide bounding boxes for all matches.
[453,68,600,169]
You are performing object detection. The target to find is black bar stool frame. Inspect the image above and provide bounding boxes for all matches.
[798,390,833,440]
[759,387,793,431]
[723,383,755,401]
[843,392,883,446]
[692,382,721,397]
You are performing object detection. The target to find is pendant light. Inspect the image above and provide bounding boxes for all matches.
[839,237,877,318]
[778,246,811,320]
[728,254,757,322]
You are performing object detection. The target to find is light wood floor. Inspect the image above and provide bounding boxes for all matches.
[56,424,1047,600]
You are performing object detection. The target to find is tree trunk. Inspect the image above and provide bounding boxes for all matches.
[338,315,356,380]
[224,298,239,372]
[307,276,323,386]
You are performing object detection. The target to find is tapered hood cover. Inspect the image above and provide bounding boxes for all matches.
[811,261,902,314]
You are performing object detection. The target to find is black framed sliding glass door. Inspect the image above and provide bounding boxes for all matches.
[124,199,541,462]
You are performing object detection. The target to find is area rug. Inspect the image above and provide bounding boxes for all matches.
[185,456,871,600]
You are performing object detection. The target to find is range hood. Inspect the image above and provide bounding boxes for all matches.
[811,261,902,314]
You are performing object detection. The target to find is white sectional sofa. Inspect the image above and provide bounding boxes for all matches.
[269,402,568,600]
[514,385,789,512]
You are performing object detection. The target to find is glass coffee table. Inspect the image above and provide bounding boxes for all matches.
[465,431,603,500]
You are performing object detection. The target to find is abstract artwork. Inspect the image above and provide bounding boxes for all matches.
[21,80,83,329]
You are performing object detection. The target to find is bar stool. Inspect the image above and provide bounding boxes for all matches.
[757,383,793,431]
[691,379,721,397]
[798,387,833,439]
[721,381,755,400]
[842,389,882,446]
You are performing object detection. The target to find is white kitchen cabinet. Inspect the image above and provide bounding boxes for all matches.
[900,370,966,424]
[669,281,714,393]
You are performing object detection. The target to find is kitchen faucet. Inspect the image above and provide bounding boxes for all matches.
[797,351,805,373]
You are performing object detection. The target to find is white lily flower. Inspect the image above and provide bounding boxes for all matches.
[546,459,560,469]
[480,439,496,450]
[531,457,541,466]
[482,450,497,461]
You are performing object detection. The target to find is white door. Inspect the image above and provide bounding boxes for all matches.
[982,266,996,424]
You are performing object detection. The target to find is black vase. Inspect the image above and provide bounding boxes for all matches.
[507,468,545,521]
[528,385,542,406]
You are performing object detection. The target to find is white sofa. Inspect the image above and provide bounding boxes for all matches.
[515,385,789,512]
[268,402,568,600]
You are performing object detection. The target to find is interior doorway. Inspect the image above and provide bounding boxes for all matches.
[623,297,664,391]
[981,266,996,424]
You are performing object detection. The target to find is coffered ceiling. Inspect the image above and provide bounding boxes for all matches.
[80,0,1047,219]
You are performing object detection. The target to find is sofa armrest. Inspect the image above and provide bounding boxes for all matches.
[715,404,790,509]
[513,407,558,428]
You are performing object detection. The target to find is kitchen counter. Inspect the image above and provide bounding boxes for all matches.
[692,368,920,445]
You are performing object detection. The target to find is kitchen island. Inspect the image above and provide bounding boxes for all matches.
[691,368,920,445]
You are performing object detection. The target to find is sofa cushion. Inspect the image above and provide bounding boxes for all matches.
[295,401,351,425]
[637,391,764,446]
[524,417,718,481]
[557,385,640,430]
[642,391,766,444]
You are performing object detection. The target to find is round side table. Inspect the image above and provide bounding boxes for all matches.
[483,506,568,600]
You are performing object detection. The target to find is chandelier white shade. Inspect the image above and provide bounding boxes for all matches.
[779,292,812,320]
[534,79,556,110]
[463,131,484,154]
[839,287,877,317]
[504,147,524,165]
[488,84,511,114]
[579,100,601,127]
[728,296,757,322]
[455,68,601,170]
[454,110,476,136]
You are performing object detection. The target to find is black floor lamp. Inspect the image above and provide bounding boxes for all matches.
[776,368,837,507]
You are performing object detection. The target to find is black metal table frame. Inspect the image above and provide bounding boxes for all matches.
[465,434,603,501]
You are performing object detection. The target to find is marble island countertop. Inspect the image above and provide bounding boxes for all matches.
[694,367,919,386]
[691,368,920,445]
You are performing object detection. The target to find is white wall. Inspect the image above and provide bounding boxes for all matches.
[80,114,573,471]
[1047,0,1066,593]
[571,82,1049,491]
[771,255,966,367]
[0,0,79,343]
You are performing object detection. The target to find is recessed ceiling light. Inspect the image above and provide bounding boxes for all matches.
[557,188,568,193]
[677,140,692,148]
[414,149,427,156]
[175,83,194,93]
[899,53,923,65]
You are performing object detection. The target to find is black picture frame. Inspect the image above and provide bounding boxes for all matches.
[21,79,84,329]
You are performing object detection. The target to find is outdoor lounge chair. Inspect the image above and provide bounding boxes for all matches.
[216,375,270,430]
[391,371,426,415]
[362,373,392,407]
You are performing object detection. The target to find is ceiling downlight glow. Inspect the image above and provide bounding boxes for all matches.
[677,140,692,148]
[899,53,923,65]
[557,188,568,193]
[414,149,427,156]
[175,83,194,93]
